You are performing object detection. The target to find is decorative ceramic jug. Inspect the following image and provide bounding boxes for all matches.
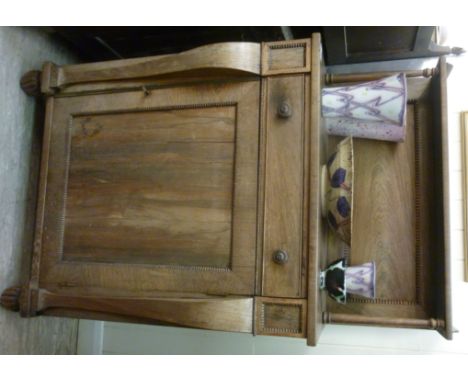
[320,258,376,304]
[322,73,407,142]
[321,137,354,246]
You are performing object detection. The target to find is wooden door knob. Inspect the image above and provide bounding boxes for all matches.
[272,250,288,265]
[277,101,292,118]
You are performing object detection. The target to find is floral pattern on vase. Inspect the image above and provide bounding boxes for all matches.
[345,262,376,299]
[320,258,377,304]
[322,137,353,245]
[322,73,407,142]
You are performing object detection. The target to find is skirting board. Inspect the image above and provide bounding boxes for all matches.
[76,320,104,355]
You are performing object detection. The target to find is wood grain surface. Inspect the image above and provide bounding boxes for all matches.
[254,297,307,338]
[57,42,261,89]
[38,80,260,296]
[430,57,452,339]
[323,312,444,330]
[261,39,311,76]
[351,105,416,302]
[261,74,307,298]
[307,33,328,346]
[37,290,254,333]
[64,106,236,267]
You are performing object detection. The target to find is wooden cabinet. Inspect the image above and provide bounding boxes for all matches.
[1,34,452,347]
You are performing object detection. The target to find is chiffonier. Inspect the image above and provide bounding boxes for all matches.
[1,33,452,346]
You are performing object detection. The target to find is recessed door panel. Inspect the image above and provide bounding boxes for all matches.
[64,107,235,269]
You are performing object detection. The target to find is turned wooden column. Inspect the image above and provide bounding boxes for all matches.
[0,286,21,312]
[20,70,42,96]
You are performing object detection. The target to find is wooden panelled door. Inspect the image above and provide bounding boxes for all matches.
[38,80,260,297]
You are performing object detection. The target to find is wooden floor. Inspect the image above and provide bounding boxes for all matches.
[0,27,79,354]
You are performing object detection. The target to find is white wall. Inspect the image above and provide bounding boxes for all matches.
[0,26,79,354]
[77,27,468,355]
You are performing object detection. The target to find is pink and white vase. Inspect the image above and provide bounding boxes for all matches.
[320,258,376,304]
[345,261,376,300]
[322,73,407,142]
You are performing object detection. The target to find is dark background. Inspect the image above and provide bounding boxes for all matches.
[47,26,459,65]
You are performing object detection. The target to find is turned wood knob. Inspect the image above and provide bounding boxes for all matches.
[272,250,288,265]
[277,101,292,118]
[20,70,42,97]
[422,68,437,78]
[1,286,21,312]
[451,46,465,55]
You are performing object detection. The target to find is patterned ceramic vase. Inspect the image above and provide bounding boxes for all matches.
[321,137,353,245]
[345,261,376,299]
[320,258,376,304]
[320,258,347,303]
[322,73,407,142]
